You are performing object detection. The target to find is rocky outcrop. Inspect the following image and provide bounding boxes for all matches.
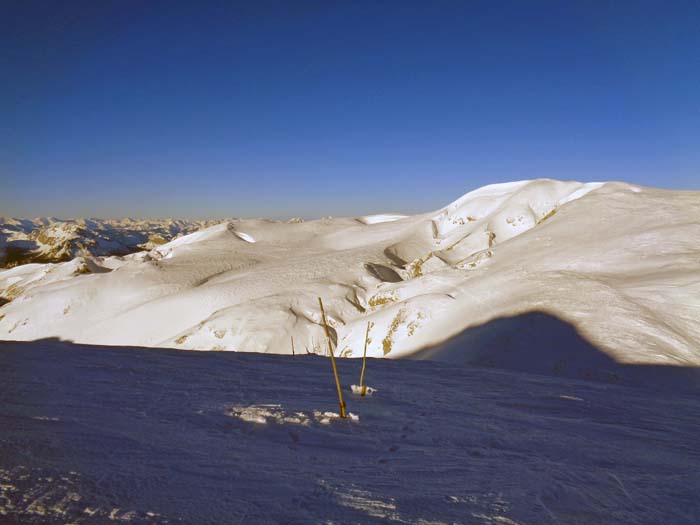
[0,217,226,267]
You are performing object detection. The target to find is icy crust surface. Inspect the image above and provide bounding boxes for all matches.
[0,340,698,524]
[1,179,699,372]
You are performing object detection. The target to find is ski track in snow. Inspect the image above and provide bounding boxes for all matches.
[1,340,699,524]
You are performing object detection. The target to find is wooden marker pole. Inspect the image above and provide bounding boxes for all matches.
[318,297,347,418]
[359,321,370,396]
[291,336,295,356]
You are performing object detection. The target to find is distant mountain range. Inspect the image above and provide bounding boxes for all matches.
[0,217,226,268]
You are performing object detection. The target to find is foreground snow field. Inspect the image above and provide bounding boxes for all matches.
[1,179,699,373]
[1,338,699,524]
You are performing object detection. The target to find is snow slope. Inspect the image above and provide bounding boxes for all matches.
[1,339,698,524]
[1,180,699,381]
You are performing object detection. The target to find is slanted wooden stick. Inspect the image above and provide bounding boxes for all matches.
[359,321,370,396]
[318,297,346,418]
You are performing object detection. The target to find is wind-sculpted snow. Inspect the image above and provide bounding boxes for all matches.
[1,179,699,382]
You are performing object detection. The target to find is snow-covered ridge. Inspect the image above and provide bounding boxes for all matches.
[1,179,698,377]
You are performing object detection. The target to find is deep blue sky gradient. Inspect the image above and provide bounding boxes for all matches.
[2,1,699,218]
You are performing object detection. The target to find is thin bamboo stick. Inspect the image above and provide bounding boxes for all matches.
[318,297,347,418]
[359,321,370,396]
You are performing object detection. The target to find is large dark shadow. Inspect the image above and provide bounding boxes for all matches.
[413,310,700,391]
[4,334,700,523]
[1,312,698,392]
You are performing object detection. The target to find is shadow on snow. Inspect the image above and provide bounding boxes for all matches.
[413,310,700,391]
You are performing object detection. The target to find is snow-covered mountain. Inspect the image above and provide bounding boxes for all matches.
[1,179,698,380]
[0,217,225,268]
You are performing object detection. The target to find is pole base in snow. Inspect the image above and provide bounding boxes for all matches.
[351,384,376,396]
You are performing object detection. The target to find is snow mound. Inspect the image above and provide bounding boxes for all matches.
[357,214,409,225]
[226,404,359,425]
[232,230,256,243]
[385,179,603,269]
[227,404,311,425]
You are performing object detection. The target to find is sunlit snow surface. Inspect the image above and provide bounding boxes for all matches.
[1,179,699,372]
[1,339,699,524]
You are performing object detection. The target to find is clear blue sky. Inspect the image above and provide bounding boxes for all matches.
[2,1,699,219]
